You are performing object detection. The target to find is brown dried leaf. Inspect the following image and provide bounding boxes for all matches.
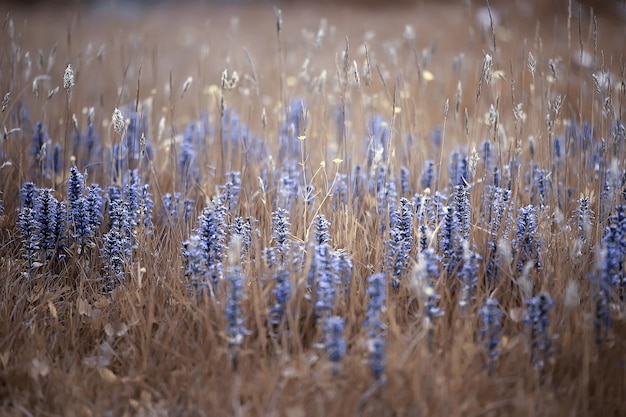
[47,301,57,320]
[98,367,117,383]
[0,351,9,368]
[78,298,92,316]
[509,307,524,323]
[94,297,110,309]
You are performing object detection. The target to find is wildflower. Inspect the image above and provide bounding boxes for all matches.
[67,167,90,246]
[420,160,435,191]
[269,269,291,325]
[271,208,291,265]
[313,214,331,246]
[332,175,348,210]
[454,184,471,241]
[458,240,480,309]
[523,292,554,370]
[365,272,387,380]
[18,205,40,270]
[477,297,505,372]
[225,264,248,347]
[575,197,594,248]
[36,188,61,259]
[309,239,341,320]
[530,166,551,208]
[162,193,180,218]
[400,166,412,196]
[513,205,542,272]
[386,197,414,288]
[323,316,346,374]
[220,171,242,210]
[102,199,132,292]
[592,247,612,343]
[179,123,199,190]
[480,140,494,171]
[367,115,390,169]
[231,217,253,259]
[439,205,459,274]
[602,205,625,289]
[182,234,209,295]
[31,122,50,172]
[196,198,228,289]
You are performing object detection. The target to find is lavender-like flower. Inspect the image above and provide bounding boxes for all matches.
[101,199,132,292]
[386,197,414,288]
[323,316,347,374]
[400,166,412,196]
[271,208,291,266]
[602,205,625,290]
[477,297,505,372]
[439,205,459,274]
[139,183,154,231]
[230,216,253,259]
[196,198,228,288]
[485,187,512,284]
[18,205,40,271]
[530,166,551,208]
[575,197,594,249]
[67,166,90,246]
[313,214,331,246]
[523,292,554,370]
[85,184,104,244]
[458,240,480,309]
[454,184,471,241]
[182,234,209,295]
[365,272,386,380]
[420,160,435,191]
[36,188,60,259]
[269,269,291,325]
[514,205,542,272]
[220,171,242,211]
[225,249,250,347]
[312,243,337,318]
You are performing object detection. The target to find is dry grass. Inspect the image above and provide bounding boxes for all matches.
[0,1,625,416]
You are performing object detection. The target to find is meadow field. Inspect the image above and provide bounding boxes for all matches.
[0,0,625,415]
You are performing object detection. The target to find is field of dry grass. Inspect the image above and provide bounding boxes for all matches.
[0,1,625,416]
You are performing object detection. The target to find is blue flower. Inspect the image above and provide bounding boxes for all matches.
[400,166,412,196]
[225,265,248,346]
[18,205,40,270]
[458,240,480,309]
[514,205,541,272]
[323,316,346,373]
[269,269,291,325]
[523,292,554,370]
[220,171,242,211]
[420,160,435,191]
[477,297,504,372]
[182,234,209,295]
[365,272,386,380]
[36,188,61,259]
[196,199,228,288]
[102,198,132,292]
[271,208,291,265]
[313,214,331,246]
[386,197,414,288]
